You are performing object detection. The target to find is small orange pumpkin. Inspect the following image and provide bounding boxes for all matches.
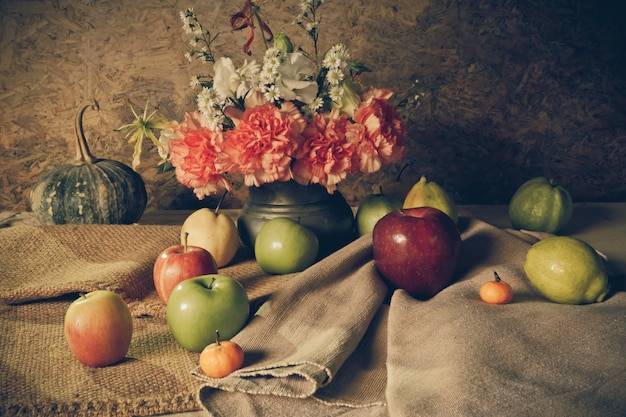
[480,271,514,304]
[199,330,244,378]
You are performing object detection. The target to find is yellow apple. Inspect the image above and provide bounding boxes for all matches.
[181,208,239,268]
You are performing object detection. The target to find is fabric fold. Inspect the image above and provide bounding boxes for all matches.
[0,224,180,305]
[198,217,626,417]
[196,234,389,405]
[384,218,626,417]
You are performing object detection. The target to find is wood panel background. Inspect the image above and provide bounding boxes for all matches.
[1,0,625,212]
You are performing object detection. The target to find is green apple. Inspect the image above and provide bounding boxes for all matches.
[524,236,610,304]
[166,274,250,352]
[254,217,319,274]
[355,192,403,236]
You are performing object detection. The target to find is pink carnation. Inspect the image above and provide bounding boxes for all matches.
[351,88,408,174]
[167,111,232,199]
[293,110,356,193]
[224,101,303,187]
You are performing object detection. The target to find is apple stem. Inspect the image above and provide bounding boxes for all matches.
[215,190,228,215]
[215,330,221,346]
[493,270,502,282]
[378,185,384,195]
[183,232,189,253]
[208,276,216,289]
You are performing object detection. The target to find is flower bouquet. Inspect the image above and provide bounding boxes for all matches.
[119,0,409,202]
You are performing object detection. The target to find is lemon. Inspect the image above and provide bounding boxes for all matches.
[523,236,610,304]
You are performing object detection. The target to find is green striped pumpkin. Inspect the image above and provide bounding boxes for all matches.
[30,100,147,224]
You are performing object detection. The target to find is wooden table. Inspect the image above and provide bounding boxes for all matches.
[139,202,626,277]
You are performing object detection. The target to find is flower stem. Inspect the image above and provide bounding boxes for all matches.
[256,15,269,49]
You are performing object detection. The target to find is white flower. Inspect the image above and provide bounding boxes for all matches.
[189,76,201,89]
[197,87,220,109]
[265,47,281,58]
[263,85,281,102]
[197,90,227,130]
[180,10,194,33]
[259,66,276,84]
[322,54,339,69]
[304,22,318,32]
[329,84,343,102]
[239,59,261,75]
[299,0,323,14]
[299,0,311,13]
[157,127,178,159]
[326,67,344,85]
[237,59,261,97]
[323,43,350,70]
[195,92,225,130]
[213,58,242,100]
[263,48,282,71]
[305,96,324,115]
[204,111,225,130]
[212,57,260,102]
[273,52,318,104]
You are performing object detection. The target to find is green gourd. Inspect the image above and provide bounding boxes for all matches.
[508,177,573,234]
[30,100,147,224]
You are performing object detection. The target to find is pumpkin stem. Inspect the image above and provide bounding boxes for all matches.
[215,190,228,215]
[73,99,100,165]
[493,270,501,282]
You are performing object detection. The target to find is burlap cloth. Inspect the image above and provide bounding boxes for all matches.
[1,217,625,416]
[0,224,293,416]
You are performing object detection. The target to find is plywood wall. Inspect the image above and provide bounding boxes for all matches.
[1,0,625,212]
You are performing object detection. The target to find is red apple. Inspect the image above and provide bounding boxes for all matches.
[64,290,133,367]
[372,207,462,300]
[153,235,218,304]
